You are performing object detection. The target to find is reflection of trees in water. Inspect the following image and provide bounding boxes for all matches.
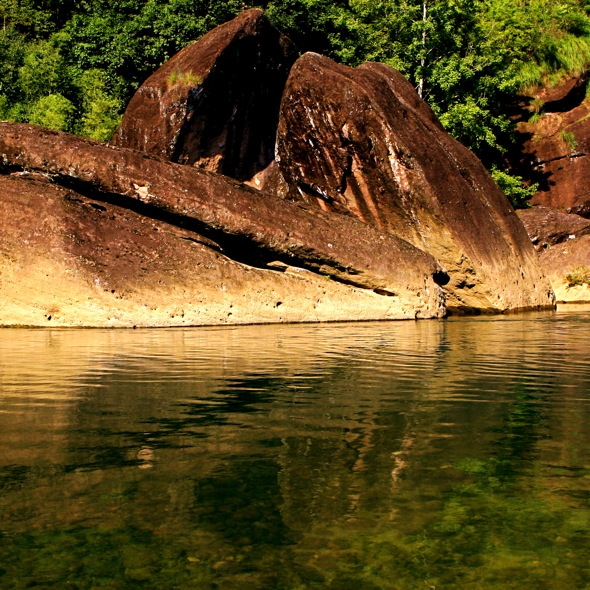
[1,314,590,587]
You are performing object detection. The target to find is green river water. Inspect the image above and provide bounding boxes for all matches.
[1,306,589,589]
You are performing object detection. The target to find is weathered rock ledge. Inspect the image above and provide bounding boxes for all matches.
[0,123,446,326]
[514,75,590,217]
[517,206,590,303]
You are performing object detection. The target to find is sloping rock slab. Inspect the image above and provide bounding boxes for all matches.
[111,9,298,182]
[517,206,590,250]
[274,53,554,313]
[0,123,446,326]
[539,235,590,303]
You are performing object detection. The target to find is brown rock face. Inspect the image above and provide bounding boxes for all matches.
[517,206,590,250]
[111,9,298,182]
[0,123,446,326]
[0,12,559,325]
[516,205,590,302]
[539,235,590,303]
[273,53,554,313]
[515,76,590,216]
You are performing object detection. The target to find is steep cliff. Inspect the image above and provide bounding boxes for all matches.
[515,75,590,216]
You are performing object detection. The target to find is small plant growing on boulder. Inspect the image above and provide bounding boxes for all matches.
[167,69,202,90]
[559,129,578,153]
[565,266,590,287]
[528,98,544,123]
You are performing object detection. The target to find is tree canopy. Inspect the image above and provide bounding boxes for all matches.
[1,0,589,204]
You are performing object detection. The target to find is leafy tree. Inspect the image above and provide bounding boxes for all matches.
[28,93,75,130]
[18,39,64,101]
[1,0,590,209]
[490,167,536,209]
[76,69,121,141]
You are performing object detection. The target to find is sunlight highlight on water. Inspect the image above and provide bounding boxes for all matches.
[0,305,589,588]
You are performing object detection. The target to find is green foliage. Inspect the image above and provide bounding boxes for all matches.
[566,266,590,286]
[529,111,542,124]
[560,129,578,152]
[0,0,589,184]
[28,93,75,131]
[76,69,122,140]
[490,166,537,209]
[0,0,246,139]
[18,40,64,101]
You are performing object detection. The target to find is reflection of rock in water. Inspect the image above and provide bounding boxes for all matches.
[1,315,590,587]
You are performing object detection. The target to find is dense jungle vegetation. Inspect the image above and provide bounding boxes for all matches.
[2,0,590,204]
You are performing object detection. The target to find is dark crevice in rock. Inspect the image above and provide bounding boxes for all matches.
[40,171,400,297]
[543,76,588,113]
[534,151,587,167]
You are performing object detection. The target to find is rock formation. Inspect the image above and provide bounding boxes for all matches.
[508,76,590,303]
[517,206,590,251]
[537,235,590,303]
[514,75,590,216]
[111,8,298,183]
[517,206,590,302]
[271,53,554,313]
[0,123,446,326]
[0,10,557,327]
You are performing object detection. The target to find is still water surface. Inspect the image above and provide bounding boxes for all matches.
[1,307,590,589]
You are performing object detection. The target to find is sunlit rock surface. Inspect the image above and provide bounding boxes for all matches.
[518,206,590,303]
[515,75,590,217]
[517,206,590,251]
[538,235,590,303]
[0,11,558,326]
[271,53,554,313]
[0,124,445,326]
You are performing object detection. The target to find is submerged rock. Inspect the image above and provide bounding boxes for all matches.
[272,53,554,313]
[0,123,446,326]
[111,8,298,183]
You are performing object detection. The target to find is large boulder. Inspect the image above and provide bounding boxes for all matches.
[272,53,554,313]
[111,9,298,183]
[0,123,446,326]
